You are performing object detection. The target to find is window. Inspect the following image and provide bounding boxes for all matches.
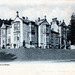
[14,36,16,41]
[2,30,5,35]
[3,40,4,43]
[32,25,34,27]
[47,42,49,45]
[46,33,49,36]
[31,30,35,35]
[56,34,58,38]
[51,34,53,37]
[44,29,46,33]
[8,28,10,34]
[46,25,49,27]
[51,41,53,43]
[56,39,58,44]
[17,37,19,40]
[31,25,35,30]
[14,22,20,33]
[8,37,11,43]
[46,28,48,31]
[30,41,32,45]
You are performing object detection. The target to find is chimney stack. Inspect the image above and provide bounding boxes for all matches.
[26,17,28,20]
[22,17,25,19]
[38,17,40,21]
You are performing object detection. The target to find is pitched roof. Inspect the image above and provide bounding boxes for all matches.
[36,18,49,26]
[1,23,6,29]
[0,19,13,28]
[21,18,30,25]
[60,20,67,28]
[12,16,31,25]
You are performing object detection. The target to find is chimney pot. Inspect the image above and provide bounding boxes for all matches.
[26,17,28,20]
[38,17,40,21]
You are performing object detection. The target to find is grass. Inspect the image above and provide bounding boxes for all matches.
[0,48,75,62]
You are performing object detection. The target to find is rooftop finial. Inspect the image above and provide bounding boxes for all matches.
[63,19,64,22]
[16,11,19,17]
[44,15,46,19]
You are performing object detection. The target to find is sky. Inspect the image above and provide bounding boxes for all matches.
[0,0,75,25]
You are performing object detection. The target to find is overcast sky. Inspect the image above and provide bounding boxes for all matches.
[0,0,75,25]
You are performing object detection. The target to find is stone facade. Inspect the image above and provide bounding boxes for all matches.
[0,12,38,49]
[1,23,7,48]
[50,18,60,49]
[36,16,51,48]
[29,21,38,48]
[51,30,60,49]
[0,11,68,49]
[60,20,68,49]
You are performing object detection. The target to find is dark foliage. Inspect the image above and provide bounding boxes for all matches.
[0,52,17,61]
[0,18,13,27]
[70,19,75,45]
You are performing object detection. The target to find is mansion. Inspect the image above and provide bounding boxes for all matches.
[0,11,70,49]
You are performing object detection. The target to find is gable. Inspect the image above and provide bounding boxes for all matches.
[13,17,22,22]
[1,23,6,29]
[41,20,49,25]
[39,19,49,26]
[61,22,66,27]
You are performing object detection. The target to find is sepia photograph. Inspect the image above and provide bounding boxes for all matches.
[0,0,75,75]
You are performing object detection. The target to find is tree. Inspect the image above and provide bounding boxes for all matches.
[70,17,75,45]
[67,13,75,45]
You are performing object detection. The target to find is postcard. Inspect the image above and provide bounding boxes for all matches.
[0,0,75,75]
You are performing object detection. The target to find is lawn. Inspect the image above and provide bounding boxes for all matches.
[0,48,75,62]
